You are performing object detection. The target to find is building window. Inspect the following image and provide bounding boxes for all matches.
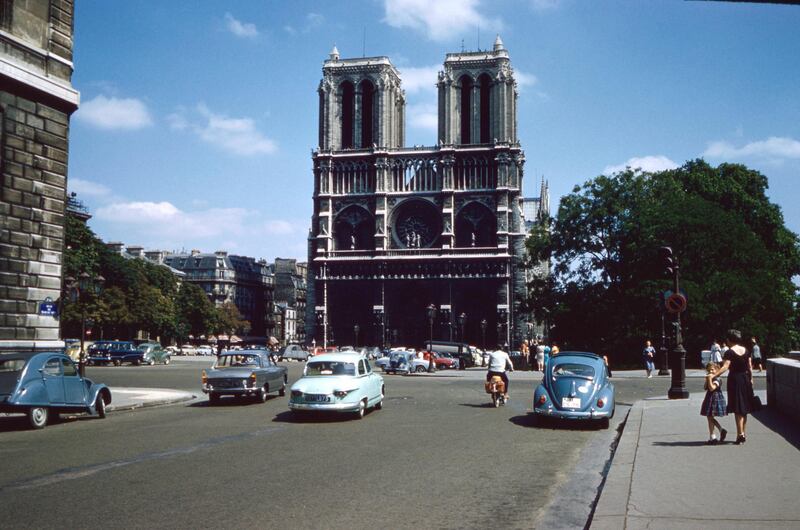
[0,0,12,31]
[459,75,473,144]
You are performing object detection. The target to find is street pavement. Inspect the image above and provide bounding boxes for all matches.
[106,387,195,412]
[591,390,800,529]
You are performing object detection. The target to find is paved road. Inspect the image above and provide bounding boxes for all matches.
[0,361,766,529]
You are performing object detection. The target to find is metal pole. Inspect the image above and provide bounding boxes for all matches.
[658,311,669,376]
[79,306,86,378]
[668,261,688,399]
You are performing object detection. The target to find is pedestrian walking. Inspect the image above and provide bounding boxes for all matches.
[521,340,530,370]
[750,336,763,372]
[710,339,723,364]
[543,344,551,371]
[710,329,754,444]
[643,340,656,378]
[700,361,728,444]
[535,342,545,371]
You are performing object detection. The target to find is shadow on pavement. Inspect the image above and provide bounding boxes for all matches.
[752,407,800,451]
[652,440,711,447]
[459,402,500,409]
[271,410,366,423]
[509,414,608,431]
[188,395,282,408]
[0,412,98,433]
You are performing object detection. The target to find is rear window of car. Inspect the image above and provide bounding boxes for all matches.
[0,359,25,372]
[216,355,260,367]
[306,361,356,376]
[554,363,595,378]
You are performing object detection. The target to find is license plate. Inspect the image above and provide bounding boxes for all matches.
[561,397,581,408]
[306,394,330,403]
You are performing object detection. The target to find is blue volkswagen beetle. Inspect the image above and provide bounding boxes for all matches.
[0,352,112,429]
[288,353,384,419]
[532,352,614,428]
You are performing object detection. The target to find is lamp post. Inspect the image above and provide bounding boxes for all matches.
[458,312,467,344]
[658,310,670,376]
[65,272,105,377]
[480,319,488,353]
[354,324,360,349]
[426,304,437,373]
[661,247,688,399]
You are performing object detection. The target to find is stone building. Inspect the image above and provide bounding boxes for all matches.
[271,258,307,344]
[161,250,275,338]
[0,0,78,351]
[306,37,530,349]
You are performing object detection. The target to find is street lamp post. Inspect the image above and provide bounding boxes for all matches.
[354,324,360,349]
[480,319,487,353]
[458,312,467,345]
[658,310,670,376]
[661,247,688,399]
[65,272,105,377]
[426,304,437,373]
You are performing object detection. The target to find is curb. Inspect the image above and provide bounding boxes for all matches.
[106,393,196,413]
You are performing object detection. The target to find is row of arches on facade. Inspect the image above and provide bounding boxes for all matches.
[332,201,496,250]
[336,72,494,149]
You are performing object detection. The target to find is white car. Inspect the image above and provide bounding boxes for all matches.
[196,346,215,356]
[288,353,384,419]
[180,344,197,356]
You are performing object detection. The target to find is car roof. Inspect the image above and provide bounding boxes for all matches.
[551,352,603,363]
[308,353,364,363]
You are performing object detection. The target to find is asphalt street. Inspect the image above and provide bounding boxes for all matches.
[0,360,767,530]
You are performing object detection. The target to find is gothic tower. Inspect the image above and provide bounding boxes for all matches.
[307,39,527,351]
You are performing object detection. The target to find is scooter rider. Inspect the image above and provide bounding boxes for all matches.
[486,346,514,400]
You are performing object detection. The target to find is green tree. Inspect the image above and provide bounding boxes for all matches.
[214,301,251,339]
[527,160,800,365]
[175,283,217,338]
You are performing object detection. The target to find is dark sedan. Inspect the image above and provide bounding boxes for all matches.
[202,350,288,404]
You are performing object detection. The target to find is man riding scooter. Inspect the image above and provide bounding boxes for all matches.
[486,346,514,401]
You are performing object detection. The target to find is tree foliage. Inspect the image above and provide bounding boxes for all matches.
[526,160,800,365]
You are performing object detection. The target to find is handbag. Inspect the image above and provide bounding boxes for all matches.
[750,394,763,411]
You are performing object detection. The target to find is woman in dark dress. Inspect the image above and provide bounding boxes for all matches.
[710,329,754,444]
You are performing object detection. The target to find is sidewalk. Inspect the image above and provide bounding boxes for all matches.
[106,387,195,412]
[591,390,800,529]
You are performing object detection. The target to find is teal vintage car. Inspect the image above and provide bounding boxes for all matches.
[288,353,384,419]
[0,352,111,429]
[136,343,171,366]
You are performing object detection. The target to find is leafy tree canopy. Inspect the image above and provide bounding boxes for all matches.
[526,160,800,365]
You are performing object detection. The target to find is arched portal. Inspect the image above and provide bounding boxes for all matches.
[359,79,374,148]
[478,73,492,144]
[459,75,473,144]
[340,81,355,149]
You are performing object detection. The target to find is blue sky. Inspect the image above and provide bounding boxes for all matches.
[69,0,800,261]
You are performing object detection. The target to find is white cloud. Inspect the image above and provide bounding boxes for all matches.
[514,70,538,90]
[75,95,152,130]
[703,137,800,161]
[169,104,277,156]
[603,155,678,175]
[264,220,295,235]
[224,13,259,39]
[407,103,438,131]
[383,0,500,42]
[68,178,111,197]
[399,65,440,93]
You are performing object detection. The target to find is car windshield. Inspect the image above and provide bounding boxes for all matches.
[553,363,595,379]
[137,344,153,352]
[0,358,25,372]
[216,355,260,367]
[306,361,356,376]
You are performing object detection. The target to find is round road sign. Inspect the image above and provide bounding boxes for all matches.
[665,293,687,314]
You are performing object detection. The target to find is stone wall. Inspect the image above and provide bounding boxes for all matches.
[766,356,800,422]
[0,91,70,344]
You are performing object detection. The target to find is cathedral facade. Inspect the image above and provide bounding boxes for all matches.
[306,37,529,350]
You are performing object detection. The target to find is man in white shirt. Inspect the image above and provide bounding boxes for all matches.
[486,347,514,399]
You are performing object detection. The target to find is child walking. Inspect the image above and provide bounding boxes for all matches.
[701,362,728,444]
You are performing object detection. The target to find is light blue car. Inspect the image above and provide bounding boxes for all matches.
[288,353,384,419]
[532,352,615,428]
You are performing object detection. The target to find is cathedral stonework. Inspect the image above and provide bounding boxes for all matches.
[306,37,528,349]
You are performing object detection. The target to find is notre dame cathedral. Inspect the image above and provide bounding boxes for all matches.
[306,36,532,350]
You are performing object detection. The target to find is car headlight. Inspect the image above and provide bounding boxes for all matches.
[334,390,353,398]
[291,390,302,398]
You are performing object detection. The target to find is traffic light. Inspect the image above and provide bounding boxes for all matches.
[660,246,675,277]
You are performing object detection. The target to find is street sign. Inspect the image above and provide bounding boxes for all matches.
[39,298,58,317]
[665,292,687,314]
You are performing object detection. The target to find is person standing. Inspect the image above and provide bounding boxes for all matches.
[643,340,656,378]
[535,342,545,371]
[710,339,723,364]
[700,361,728,444]
[521,340,530,370]
[751,337,763,372]
[710,329,754,444]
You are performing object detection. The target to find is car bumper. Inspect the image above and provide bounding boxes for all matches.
[203,384,258,396]
[288,401,361,412]
[532,406,612,420]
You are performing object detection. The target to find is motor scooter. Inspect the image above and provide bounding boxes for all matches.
[485,375,506,407]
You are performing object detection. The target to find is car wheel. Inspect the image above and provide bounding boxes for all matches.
[113,359,121,367]
[257,385,268,403]
[415,365,426,373]
[279,383,286,397]
[148,359,155,366]
[28,407,48,429]
[209,392,220,405]
[355,399,366,419]
[375,387,385,410]
[95,395,106,418]
[599,417,610,429]
[164,357,170,365]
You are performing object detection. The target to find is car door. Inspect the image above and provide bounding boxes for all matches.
[62,358,87,405]
[364,359,379,399]
[41,357,65,404]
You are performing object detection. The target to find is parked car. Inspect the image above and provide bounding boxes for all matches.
[532,352,615,428]
[202,349,288,404]
[288,353,384,419]
[423,351,459,370]
[196,345,215,356]
[180,344,197,356]
[64,340,81,362]
[87,341,139,366]
[424,341,474,369]
[0,352,111,429]
[136,343,171,365]
[380,351,429,374]
[279,344,309,362]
